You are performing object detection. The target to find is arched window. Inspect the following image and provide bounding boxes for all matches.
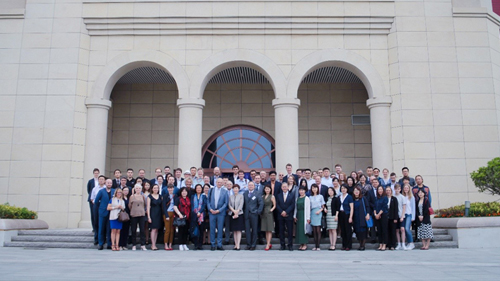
[202,126,276,173]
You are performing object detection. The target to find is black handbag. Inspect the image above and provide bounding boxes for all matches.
[173,217,186,227]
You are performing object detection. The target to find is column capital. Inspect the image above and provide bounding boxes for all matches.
[85,98,112,110]
[272,98,301,109]
[177,98,205,109]
[366,96,392,109]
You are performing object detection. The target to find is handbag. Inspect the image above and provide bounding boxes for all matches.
[173,217,186,227]
[429,207,434,215]
[362,198,374,228]
[118,210,130,222]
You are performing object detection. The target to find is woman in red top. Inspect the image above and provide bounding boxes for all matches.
[174,187,191,251]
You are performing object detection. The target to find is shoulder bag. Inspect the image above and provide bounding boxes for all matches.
[362,198,373,228]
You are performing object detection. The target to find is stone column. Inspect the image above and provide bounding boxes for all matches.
[177,98,205,170]
[367,97,393,171]
[79,98,112,228]
[273,98,301,172]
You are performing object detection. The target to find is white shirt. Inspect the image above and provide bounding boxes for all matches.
[90,185,105,202]
[214,186,222,209]
[403,195,412,215]
[306,178,315,189]
[234,178,249,189]
[321,177,333,188]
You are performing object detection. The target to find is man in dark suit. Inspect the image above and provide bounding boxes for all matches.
[87,168,99,234]
[111,169,121,189]
[282,163,299,186]
[228,165,239,184]
[209,167,222,186]
[314,175,329,202]
[276,182,295,251]
[244,181,264,250]
[136,169,149,185]
[367,178,379,243]
[94,179,115,250]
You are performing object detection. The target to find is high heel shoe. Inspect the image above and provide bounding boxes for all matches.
[269,244,272,249]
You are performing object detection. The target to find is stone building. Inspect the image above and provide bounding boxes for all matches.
[0,0,499,228]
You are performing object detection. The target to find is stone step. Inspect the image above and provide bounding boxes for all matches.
[18,229,93,237]
[4,240,458,250]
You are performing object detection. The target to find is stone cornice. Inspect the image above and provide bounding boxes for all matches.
[453,7,500,27]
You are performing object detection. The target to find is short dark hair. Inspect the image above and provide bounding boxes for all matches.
[366,166,373,169]
[93,168,100,173]
[238,170,244,174]
[286,163,292,168]
[164,166,170,169]
[296,169,302,173]
[190,166,196,170]
[373,168,380,172]
[98,175,106,180]
[403,176,410,182]
[299,186,308,192]
[335,164,342,168]
[127,168,133,172]
[304,168,311,173]
[120,176,127,180]
[157,175,163,180]
[167,184,174,189]
[402,167,409,172]
[323,167,330,171]
[390,172,396,177]
[232,184,240,190]
[175,168,182,173]
[232,165,239,169]
[138,169,145,173]
[114,169,121,174]
[269,171,277,176]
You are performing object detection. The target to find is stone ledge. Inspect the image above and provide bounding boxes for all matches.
[0,219,49,231]
[432,217,500,229]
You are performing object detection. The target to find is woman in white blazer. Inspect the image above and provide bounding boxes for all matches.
[294,186,311,251]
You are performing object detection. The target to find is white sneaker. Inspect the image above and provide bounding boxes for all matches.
[179,245,184,251]
[132,246,136,251]
[408,243,415,250]
[141,246,147,251]
[396,244,402,250]
[402,244,408,251]
[184,245,190,251]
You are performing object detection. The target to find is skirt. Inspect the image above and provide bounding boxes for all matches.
[110,219,122,230]
[310,207,322,226]
[230,215,245,231]
[417,223,434,239]
[326,213,338,230]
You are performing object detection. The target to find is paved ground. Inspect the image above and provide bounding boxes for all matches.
[0,247,499,280]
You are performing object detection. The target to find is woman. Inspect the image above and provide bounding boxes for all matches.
[332,178,341,197]
[191,184,207,250]
[299,178,309,196]
[386,186,399,250]
[129,184,147,251]
[374,185,388,251]
[118,186,131,250]
[325,187,339,250]
[228,184,244,250]
[352,187,370,251]
[357,174,372,196]
[107,188,125,251]
[350,171,358,185]
[338,172,347,185]
[162,184,176,251]
[342,176,356,196]
[287,175,298,199]
[202,184,211,245]
[416,189,433,250]
[261,185,276,251]
[142,181,151,245]
[147,184,162,251]
[174,187,191,251]
[309,184,326,251]
[338,185,354,251]
[294,186,310,251]
[402,184,415,250]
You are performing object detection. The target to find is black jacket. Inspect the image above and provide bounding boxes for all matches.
[387,196,399,220]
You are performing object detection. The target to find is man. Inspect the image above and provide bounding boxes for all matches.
[367,178,379,243]
[276,182,295,251]
[334,164,343,178]
[119,176,128,189]
[126,168,135,187]
[156,175,164,194]
[94,178,115,250]
[90,175,106,245]
[223,180,233,245]
[207,178,228,251]
[268,171,282,196]
[259,171,267,185]
[282,163,299,184]
[296,169,303,181]
[314,175,329,201]
[303,169,314,190]
[398,167,416,187]
[181,170,191,187]
[249,170,257,182]
[389,172,398,193]
[234,170,249,192]
[165,175,178,195]
[244,181,264,250]
[373,168,382,184]
[229,165,239,184]
[412,175,432,206]
[150,168,163,186]
[87,168,99,235]
[210,167,221,186]
[192,168,204,186]
[203,175,213,188]
[278,172,284,183]
[174,168,183,188]
[111,169,121,189]
[253,175,263,193]
[365,166,374,178]
[321,167,334,188]
[317,169,323,178]
[136,169,148,183]
[163,166,171,179]
[184,178,195,198]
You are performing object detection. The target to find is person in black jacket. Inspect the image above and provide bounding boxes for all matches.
[352,187,370,251]
[386,186,399,250]
[415,189,434,250]
[324,187,340,250]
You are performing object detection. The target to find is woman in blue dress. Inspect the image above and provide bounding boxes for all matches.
[352,186,370,251]
[309,184,326,251]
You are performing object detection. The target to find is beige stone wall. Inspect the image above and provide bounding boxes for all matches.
[108,83,179,177]
[298,83,372,172]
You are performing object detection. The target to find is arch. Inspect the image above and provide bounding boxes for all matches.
[202,125,276,173]
[90,50,189,100]
[189,49,287,99]
[287,49,388,100]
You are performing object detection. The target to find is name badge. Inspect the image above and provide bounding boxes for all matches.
[252,196,256,200]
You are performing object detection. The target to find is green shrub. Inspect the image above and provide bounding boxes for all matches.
[0,203,38,219]
[436,202,500,218]
[470,157,500,196]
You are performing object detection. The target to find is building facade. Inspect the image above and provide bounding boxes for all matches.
[1,0,500,228]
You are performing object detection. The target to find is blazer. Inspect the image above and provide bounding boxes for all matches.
[387,196,399,220]
[365,187,377,212]
[228,193,244,216]
[287,185,299,201]
[111,178,121,190]
[243,190,264,215]
[270,181,282,196]
[191,193,207,215]
[209,176,220,186]
[162,193,175,217]
[293,196,311,235]
[94,188,116,218]
[275,191,295,220]
[339,193,354,214]
[375,196,389,215]
[319,184,329,202]
[327,196,341,217]
[207,187,228,214]
[86,178,96,202]
[415,197,431,225]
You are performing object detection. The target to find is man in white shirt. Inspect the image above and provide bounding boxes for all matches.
[203,175,213,188]
[234,170,249,192]
[163,166,171,179]
[321,167,334,188]
[180,170,191,187]
[192,167,204,186]
[303,169,315,190]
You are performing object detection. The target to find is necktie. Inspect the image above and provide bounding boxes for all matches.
[284,192,287,202]
[249,191,252,198]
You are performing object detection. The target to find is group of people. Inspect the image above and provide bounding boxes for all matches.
[88,164,434,251]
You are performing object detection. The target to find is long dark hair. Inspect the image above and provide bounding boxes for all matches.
[299,178,308,188]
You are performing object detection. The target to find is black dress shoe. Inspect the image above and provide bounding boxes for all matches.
[217,246,224,251]
[94,241,98,246]
[288,246,293,251]
[222,241,229,245]
[358,247,365,251]
[98,245,103,250]
[250,247,256,251]
[246,246,251,250]
[280,245,286,251]
[211,247,216,251]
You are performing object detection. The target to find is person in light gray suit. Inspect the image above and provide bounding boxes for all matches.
[207,178,228,251]
[244,181,263,250]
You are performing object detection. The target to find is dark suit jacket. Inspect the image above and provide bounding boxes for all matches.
[275,191,295,220]
[209,176,220,186]
[162,193,175,217]
[269,181,282,196]
[87,178,96,202]
[243,190,264,215]
[365,187,377,212]
[111,178,121,190]
[319,184,329,202]
[94,188,116,217]
[387,196,399,220]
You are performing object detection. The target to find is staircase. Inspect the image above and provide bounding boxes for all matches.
[4,228,457,250]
